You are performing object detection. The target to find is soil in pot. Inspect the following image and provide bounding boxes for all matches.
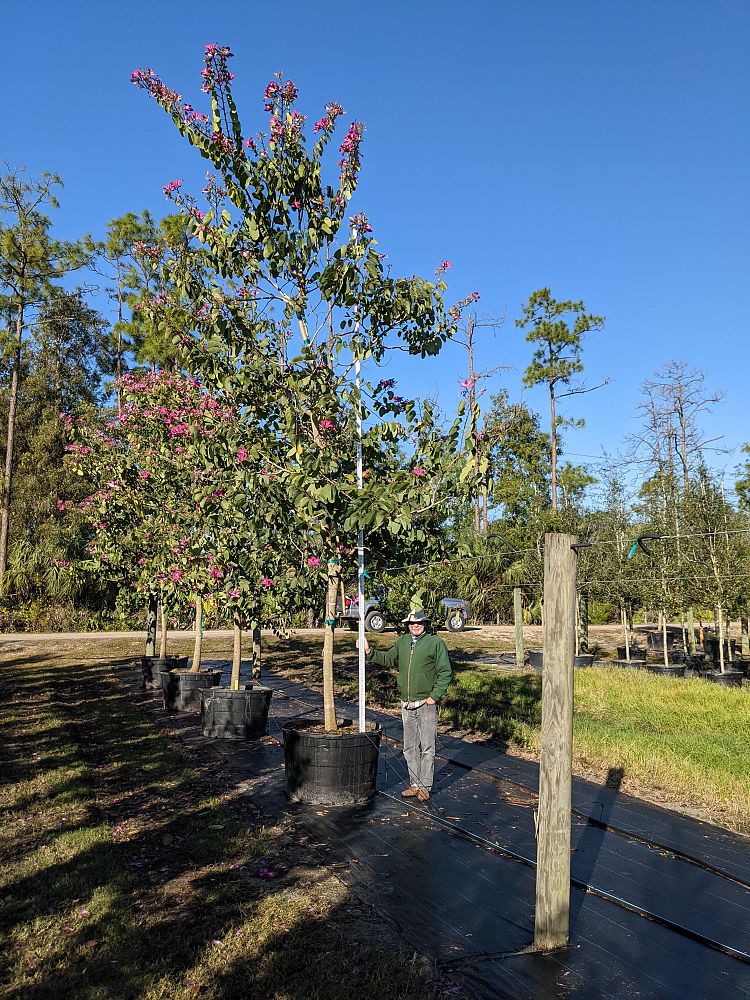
[200,685,272,739]
[283,719,382,805]
[141,655,188,689]
[161,669,222,712]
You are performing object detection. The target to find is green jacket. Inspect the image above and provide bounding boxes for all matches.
[368,632,452,702]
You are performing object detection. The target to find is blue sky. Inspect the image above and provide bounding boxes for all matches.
[7,1,750,496]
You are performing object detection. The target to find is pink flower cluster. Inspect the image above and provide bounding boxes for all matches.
[133,241,163,262]
[376,379,396,391]
[201,44,235,94]
[162,179,183,196]
[318,419,337,434]
[314,101,344,133]
[412,467,426,477]
[236,447,249,462]
[261,577,273,589]
[307,557,321,567]
[263,78,298,111]
[340,121,364,155]
[349,212,372,237]
[131,67,182,110]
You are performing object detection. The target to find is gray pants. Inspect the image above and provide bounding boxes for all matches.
[402,702,437,790]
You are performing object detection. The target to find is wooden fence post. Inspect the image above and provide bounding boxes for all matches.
[513,587,525,667]
[534,532,577,951]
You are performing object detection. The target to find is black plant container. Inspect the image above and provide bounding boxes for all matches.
[647,663,686,678]
[527,650,543,673]
[616,646,646,661]
[141,655,188,689]
[283,720,382,805]
[200,685,272,739]
[161,669,222,712]
[701,669,744,688]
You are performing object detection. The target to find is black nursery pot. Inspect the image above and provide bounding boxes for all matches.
[161,669,222,712]
[527,649,544,673]
[616,646,646,661]
[574,654,594,669]
[647,663,686,678]
[141,656,188,689]
[200,685,272,740]
[701,669,744,688]
[283,720,382,806]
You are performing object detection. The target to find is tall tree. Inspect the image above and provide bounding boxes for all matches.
[0,167,89,588]
[515,287,605,511]
[629,361,726,494]
[452,305,504,534]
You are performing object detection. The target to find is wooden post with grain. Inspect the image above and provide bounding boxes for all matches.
[513,587,525,667]
[534,532,577,951]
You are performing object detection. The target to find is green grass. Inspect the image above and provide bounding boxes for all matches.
[0,646,444,1000]
[441,662,750,832]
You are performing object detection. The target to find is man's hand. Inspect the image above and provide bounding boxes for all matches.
[356,637,371,655]
[426,696,436,705]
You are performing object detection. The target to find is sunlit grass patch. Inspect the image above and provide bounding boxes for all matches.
[438,659,750,831]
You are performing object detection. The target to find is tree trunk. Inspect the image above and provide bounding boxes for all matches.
[230,614,242,690]
[513,587,524,667]
[191,595,203,672]
[0,300,24,591]
[741,606,749,657]
[252,621,262,680]
[576,590,589,655]
[686,607,696,657]
[145,594,158,656]
[662,613,669,668]
[322,559,339,731]
[159,603,168,658]
[621,604,630,661]
[549,385,558,511]
[717,605,725,673]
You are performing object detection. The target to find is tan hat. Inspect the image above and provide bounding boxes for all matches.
[401,609,430,625]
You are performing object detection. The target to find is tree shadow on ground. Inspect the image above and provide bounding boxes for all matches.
[0,656,443,1000]
[440,667,542,752]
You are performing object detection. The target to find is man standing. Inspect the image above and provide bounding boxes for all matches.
[363,609,452,802]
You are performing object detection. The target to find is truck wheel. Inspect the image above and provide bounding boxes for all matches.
[365,610,386,633]
[445,610,466,632]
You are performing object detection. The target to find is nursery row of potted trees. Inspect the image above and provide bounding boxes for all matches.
[66,44,483,804]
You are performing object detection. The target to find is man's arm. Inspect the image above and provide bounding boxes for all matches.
[360,635,401,667]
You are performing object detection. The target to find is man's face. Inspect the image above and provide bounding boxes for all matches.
[408,621,426,638]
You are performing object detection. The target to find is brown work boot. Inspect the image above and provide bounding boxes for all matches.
[416,788,430,802]
[401,786,419,798]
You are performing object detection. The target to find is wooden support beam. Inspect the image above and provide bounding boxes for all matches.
[513,587,525,667]
[534,532,577,951]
